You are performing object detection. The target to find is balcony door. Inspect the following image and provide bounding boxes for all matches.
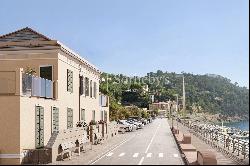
[40,65,52,81]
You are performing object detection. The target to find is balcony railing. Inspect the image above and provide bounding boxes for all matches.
[22,73,54,99]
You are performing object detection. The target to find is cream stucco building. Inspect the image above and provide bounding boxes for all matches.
[0,27,109,164]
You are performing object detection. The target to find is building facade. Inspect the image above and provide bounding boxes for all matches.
[0,27,109,164]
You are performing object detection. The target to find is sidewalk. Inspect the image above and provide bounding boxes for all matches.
[169,119,237,165]
[49,133,132,165]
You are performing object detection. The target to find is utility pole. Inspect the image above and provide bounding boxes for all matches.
[106,74,109,92]
[182,75,186,113]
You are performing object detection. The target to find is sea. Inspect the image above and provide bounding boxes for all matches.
[224,120,249,131]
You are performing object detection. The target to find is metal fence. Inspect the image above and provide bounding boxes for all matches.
[22,73,53,99]
[179,119,249,164]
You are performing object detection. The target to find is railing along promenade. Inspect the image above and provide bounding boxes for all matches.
[178,119,249,165]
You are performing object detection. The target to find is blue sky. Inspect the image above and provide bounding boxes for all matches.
[0,0,249,87]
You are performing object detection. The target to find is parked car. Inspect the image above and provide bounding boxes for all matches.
[140,118,148,125]
[126,120,138,130]
[127,118,143,129]
[117,120,132,132]
[119,120,135,131]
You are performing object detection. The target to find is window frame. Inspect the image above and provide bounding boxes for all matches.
[39,65,53,81]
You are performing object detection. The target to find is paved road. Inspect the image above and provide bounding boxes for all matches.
[89,118,184,165]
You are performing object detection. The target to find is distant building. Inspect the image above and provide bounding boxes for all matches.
[149,102,169,110]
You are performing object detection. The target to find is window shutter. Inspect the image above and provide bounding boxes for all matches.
[85,77,89,96]
[67,108,73,128]
[94,82,97,98]
[90,80,93,97]
[80,76,83,95]
[52,107,59,133]
[67,69,73,93]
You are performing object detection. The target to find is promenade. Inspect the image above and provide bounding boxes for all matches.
[169,119,243,165]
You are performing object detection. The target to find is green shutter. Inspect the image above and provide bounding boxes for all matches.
[67,108,73,128]
[104,111,107,121]
[52,107,59,133]
[67,69,73,93]
[35,106,44,148]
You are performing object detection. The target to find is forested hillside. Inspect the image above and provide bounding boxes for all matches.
[100,70,249,120]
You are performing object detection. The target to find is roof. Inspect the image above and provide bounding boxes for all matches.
[0,27,51,42]
[0,27,100,73]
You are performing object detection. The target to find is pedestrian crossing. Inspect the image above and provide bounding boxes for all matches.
[105,152,179,158]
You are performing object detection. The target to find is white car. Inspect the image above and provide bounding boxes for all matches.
[126,120,138,130]
[120,120,136,131]
[127,119,143,129]
[117,120,132,132]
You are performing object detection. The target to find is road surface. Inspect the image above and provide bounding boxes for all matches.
[89,118,184,165]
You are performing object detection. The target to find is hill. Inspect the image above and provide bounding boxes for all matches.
[100,70,249,121]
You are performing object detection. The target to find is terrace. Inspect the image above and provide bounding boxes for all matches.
[0,68,57,99]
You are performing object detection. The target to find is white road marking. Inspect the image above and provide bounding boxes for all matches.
[138,157,145,165]
[133,153,139,158]
[106,152,113,157]
[119,153,125,157]
[173,154,179,158]
[146,153,152,157]
[88,135,135,165]
[159,153,163,158]
[145,123,161,153]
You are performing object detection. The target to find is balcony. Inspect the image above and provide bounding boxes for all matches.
[0,68,57,99]
[22,73,54,99]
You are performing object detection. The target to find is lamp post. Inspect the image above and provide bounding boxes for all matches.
[182,75,186,113]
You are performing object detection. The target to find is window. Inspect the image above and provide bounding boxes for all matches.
[94,82,97,98]
[67,69,73,93]
[90,80,93,97]
[92,110,95,121]
[79,76,84,95]
[52,107,59,133]
[104,111,108,121]
[40,66,52,80]
[85,77,89,96]
[67,108,73,128]
[81,109,85,121]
